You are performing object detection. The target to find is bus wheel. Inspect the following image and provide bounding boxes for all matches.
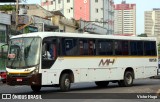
[2,79,6,83]
[60,74,71,92]
[31,85,41,92]
[95,81,109,87]
[118,71,133,87]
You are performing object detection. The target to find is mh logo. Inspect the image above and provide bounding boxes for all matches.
[99,59,115,66]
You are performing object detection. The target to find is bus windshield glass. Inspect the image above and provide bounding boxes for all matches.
[7,37,41,69]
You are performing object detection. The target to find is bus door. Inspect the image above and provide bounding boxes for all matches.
[42,38,57,85]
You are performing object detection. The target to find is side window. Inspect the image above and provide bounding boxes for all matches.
[106,40,113,55]
[122,41,129,55]
[42,38,57,69]
[130,41,143,55]
[42,43,56,60]
[130,41,137,55]
[114,40,122,55]
[137,42,143,55]
[62,38,78,56]
[144,41,156,56]
[79,39,88,55]
[98,40,106,55]
[88,40,96,55]
[98,40,113,55]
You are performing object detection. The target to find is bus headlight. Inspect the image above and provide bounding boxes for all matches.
[30,69,39,75]
[6,71,9,75]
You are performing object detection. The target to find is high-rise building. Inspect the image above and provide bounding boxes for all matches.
[114,1,136,35]
[41,0,114,34]
[144,8,160,41]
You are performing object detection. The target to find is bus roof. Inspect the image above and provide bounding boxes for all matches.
[10,32,157,41]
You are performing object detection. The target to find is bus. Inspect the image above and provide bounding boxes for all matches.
[6,32,158,92]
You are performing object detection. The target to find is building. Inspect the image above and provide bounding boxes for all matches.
[0,13,11,47]
[144,8,160,42]
[0,13,11,72]
[114,1,136,35]
[12,4,58,33]
[41,0,114,35]
[51,11,78,33]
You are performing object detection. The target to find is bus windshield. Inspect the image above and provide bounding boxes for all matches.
[7,37,41,69]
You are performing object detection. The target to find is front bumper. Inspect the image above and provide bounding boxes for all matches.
[7,73,42,86]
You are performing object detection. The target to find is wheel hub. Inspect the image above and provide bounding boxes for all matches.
[65,79,70,87]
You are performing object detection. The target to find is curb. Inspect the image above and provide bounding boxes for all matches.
[151,75,160,79]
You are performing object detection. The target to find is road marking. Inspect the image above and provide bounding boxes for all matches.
[15,86,23,88]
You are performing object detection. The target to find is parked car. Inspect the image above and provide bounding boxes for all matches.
[0,72,6,83]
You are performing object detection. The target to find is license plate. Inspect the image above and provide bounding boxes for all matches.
[17,78,22,82]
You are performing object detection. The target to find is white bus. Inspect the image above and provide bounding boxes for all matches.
[6,32,158,92]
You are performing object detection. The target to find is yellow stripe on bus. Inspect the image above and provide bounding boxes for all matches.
[8,72,31,74]
[58,56,157,59]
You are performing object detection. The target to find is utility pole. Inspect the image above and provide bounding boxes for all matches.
[16,0,19,30]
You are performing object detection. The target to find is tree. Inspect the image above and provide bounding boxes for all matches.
[0,5,15,12]
[0,0,16,2]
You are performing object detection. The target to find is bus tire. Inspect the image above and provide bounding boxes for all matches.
[31,85,41,92]
[95,81,109,87]
[2,80,6,83]
[60,74,71,92]
[118,71,133,87]
[118,80,124,87]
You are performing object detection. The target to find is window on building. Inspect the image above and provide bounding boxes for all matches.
[95,0,98,3]
[51,1,53,4]
[67,0,70,3]
[58,0,61,4]
[96,8,98,13]
[95,19,98,22]
[67,9,70,13]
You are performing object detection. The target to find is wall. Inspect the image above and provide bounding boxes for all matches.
[74,0,90,21]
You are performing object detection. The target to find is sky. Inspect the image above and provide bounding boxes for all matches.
[2,0,160,34]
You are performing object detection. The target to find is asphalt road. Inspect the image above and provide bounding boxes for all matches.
[0,78,160,102]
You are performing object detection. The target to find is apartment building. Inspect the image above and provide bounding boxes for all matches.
[41,0,114,34]
[114,1,136,35]
[144,8,160,42]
